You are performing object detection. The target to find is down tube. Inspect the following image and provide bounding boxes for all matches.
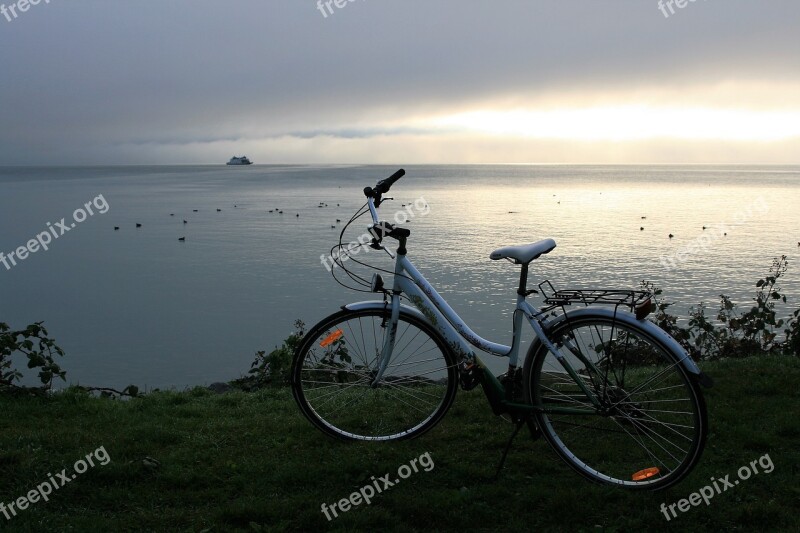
[397,256,511,357]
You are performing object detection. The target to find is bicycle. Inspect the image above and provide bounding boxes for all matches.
[291,169,713,490]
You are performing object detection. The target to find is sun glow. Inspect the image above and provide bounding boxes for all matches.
[432,106,800,142]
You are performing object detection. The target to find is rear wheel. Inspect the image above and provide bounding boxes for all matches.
[523,313,707,490]
[291,309,458,441]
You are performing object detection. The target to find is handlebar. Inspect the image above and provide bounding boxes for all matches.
[375,168,405,194]
[364,168,405,201]
[364,169,410,243]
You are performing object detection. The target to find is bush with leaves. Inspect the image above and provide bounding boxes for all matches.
[0,321,66,390]
[724,256,788,352]
[640,280,693,354]
[684,302,725,360]
[645,255,798,360]
[234,320,305,390]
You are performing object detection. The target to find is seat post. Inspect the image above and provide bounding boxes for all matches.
[517,262,529,297]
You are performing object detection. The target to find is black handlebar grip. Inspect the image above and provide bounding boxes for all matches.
[375,168,405,194]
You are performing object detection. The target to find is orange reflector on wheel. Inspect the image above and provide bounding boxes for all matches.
[632,467,660,481]
[320,329,343,347]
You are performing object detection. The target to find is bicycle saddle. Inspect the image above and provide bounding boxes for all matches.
[489,239,556,264]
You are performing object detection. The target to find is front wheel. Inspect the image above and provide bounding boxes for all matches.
[291,308,458,441]
[523,313,708,490]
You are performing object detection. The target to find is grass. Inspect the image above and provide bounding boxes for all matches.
[1,356,798,532]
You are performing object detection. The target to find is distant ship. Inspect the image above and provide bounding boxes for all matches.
[226,156,253,166]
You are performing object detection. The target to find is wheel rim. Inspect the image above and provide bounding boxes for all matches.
[532,318,704,487]
[296,312,455,441]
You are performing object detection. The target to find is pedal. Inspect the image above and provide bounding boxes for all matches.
[458,362,482,391]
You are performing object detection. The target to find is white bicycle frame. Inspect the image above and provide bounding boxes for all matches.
[353,196,703,394]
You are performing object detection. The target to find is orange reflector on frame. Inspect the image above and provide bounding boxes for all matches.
[320,329,344,347]
[632,467,660,481]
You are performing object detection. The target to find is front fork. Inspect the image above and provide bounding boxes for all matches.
[370,292,401,387]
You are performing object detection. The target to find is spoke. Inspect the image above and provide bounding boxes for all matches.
[383,354,446,370]
[548,417,629,435]
[307,363,371,376]
[608,415,672,473]
[539,386,593,407]
[306,378,370,407]
[302,380,368,389]
[386,330,430,372]
[626,412,696,439]
[392,321,418,358]
[618,414,686,461]
[626,383,686,396]
[318,385,375,418]
[607,361,683,410]
[344,320,370,368]
[379,385,433,416]
[380,380,443,404]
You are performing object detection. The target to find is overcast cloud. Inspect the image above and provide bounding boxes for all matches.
[1,0,799,164]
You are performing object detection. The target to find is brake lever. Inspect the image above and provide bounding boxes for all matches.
[374,196,393,208]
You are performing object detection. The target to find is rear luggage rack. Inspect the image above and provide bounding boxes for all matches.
[538,281,654,320]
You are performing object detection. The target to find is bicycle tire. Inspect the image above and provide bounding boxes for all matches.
[523,312,708,490]
[291,308,458,441]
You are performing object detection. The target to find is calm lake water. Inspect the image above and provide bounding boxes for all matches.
[1,165,799,389]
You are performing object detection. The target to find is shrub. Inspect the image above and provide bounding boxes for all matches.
[0,321,66,389]
[234,320,306,390]
[644,255,797,360]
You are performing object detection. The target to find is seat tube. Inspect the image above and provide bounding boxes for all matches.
[507,296,526,368]
[507,263,529,370]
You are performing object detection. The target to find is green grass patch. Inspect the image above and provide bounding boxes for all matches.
[1,356,798,531]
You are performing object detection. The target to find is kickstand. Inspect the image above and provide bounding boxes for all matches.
[494,420,525,479]
[527,418,541,441]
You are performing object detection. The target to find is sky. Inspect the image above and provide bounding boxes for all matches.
[1,0,799,165]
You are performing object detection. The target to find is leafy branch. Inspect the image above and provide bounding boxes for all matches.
[0,321,66,389]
